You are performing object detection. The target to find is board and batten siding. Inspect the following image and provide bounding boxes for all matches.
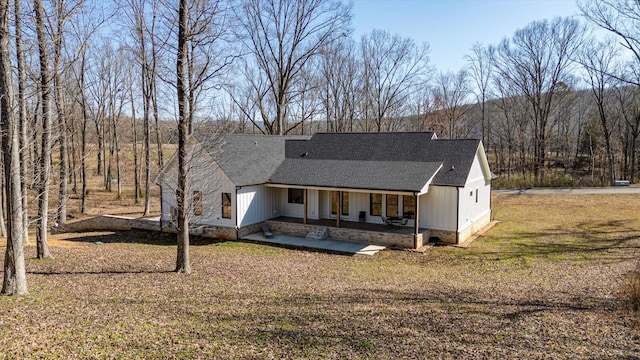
[159,141,236,227]
[419,185,457,231]
[278,188,320,220]
[237,185,281,226]
[457,154,491,232]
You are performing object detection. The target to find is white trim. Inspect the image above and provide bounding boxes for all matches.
[418,163,443,194]
[266,183,415,196]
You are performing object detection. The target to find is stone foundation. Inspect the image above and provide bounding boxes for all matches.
[237,222,263,238]
[430,211,492,245]
[266,220,425,249]
[163,222,237,240]
[458,211,492,244]
[429,229,457,244]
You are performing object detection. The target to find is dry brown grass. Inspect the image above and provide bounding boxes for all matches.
[0,193,639,358]
[42,143,174,220]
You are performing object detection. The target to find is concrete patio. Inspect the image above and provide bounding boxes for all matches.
[241,232,386,255]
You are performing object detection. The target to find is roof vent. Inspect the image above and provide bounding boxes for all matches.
[301,152,308,157]
[450,165,455,171]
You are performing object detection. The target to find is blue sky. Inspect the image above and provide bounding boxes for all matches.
[352,0,580,72]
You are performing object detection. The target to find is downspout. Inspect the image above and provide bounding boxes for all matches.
[456,187,460,244]
[489,182,493,221]
[413,192,419,249]
[235,186,240,240]
[158,184,163,232]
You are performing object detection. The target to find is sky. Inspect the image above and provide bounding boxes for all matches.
[352,0,581,73]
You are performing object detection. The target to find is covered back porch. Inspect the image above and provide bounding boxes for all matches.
[266,182,429,249]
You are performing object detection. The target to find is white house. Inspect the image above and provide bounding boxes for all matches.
[154,132,492,248]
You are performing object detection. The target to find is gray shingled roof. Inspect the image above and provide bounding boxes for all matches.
[270,132,482,188]
[195,134,307,187]
[270,159,443,192]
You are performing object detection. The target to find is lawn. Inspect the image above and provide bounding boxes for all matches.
[1,194,639,359]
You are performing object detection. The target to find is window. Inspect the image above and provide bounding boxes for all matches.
[370,193,382,216]
[475,188,478,203]
[386,194,398,217]
[193,191,203,216]
[403,195,415,219]
[288,188,304,204]
[222,193,232,219]
[331,191,349,216]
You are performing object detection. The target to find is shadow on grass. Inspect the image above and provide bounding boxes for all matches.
[237,239,357,257]
[479,220,640,262]
[58,230,229,247]
[28,269,175,276]
[198,287,633,358]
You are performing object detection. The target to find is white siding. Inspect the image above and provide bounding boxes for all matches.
[320,190,330,218]
[237,185,281,226]
[307,189,320,220]
[158,141,236,227]
[279,188,304,218]
[419,185,458,231]
[352,192,371,222]
[458,155,491,231]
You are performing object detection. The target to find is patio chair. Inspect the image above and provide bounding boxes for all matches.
[400,218,408,226]
[262,224,273,238]
[358,211,366,222]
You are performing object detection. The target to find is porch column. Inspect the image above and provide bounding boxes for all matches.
[413,193,420,248]
[336,191,341,228]
[303,189,308,225]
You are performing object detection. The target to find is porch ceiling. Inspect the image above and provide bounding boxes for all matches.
[264,184,418,196]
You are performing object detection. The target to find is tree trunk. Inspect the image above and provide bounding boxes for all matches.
[54,0,67,225]
[0,0,27,295]
[130,83,140,203]
[143,89,151,215]
[142,58,151,216]
[0,174,7,237]
[80,49,88,215]
[14,0,28,243]
[176,0,190,274]
[34,0,52,259]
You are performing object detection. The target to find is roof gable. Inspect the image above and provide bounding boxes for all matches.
[197,134,308,187]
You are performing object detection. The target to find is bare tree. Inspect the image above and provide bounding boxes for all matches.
[579,0,640,84]
[360,29,431,132]
[34,0,53,259]
[614,74,640,182]
[432,69,471,138]
[51,0,85,225]
[579,39,620,185]
[176,0,190,273]
[466,43,495,146]
[318,39,361,132]
[1,0,27,295]
[118,0,158,215]
[493,17,584,179]
[14,0,29,243]
[234,0,351,135]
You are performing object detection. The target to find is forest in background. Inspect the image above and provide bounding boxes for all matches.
[3,0,640,288]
